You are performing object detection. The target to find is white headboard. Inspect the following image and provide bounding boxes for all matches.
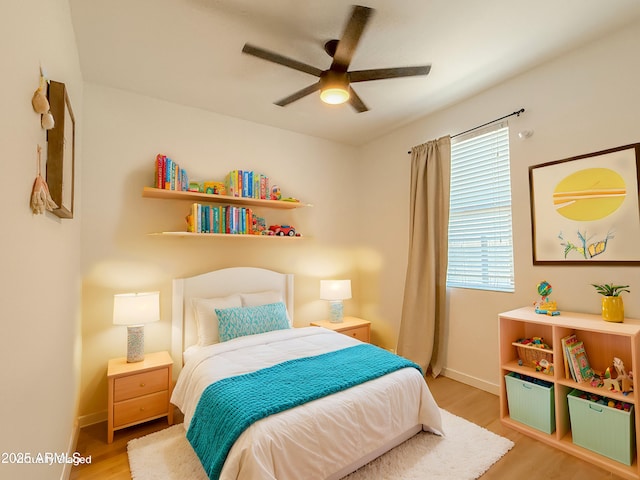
[171,267,294,372]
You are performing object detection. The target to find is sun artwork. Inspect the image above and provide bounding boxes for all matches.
[553,168,626,221]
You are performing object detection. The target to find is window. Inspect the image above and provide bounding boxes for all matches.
[446,123,514,292]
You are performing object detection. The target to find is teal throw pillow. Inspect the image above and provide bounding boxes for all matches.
[215,302,290,342]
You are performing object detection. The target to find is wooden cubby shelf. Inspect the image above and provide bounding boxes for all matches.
[499,306,640,480]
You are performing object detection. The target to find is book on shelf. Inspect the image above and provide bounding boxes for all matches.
[561,334,579,381]
[568,341,594,382]
[561,334,594,383]
[224,170,270,200]
[187,203,254,234]
[155,154,188,191]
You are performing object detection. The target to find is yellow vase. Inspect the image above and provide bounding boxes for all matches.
[602,296,624,323]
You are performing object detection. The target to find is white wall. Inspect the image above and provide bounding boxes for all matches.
[0,1,83,479]
[359,19,640,393]
[78,84,361,418]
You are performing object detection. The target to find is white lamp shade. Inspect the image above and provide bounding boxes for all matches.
[113,292,160,325]
[320,280,352,301]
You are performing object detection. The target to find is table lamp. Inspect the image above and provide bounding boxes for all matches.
[113,291,160,363]
[320,280,352,323]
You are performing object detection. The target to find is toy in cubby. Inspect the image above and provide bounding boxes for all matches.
[513,337,554,374]
[574,390,632,412]
[596,357,634,394]
[509,372,553,389]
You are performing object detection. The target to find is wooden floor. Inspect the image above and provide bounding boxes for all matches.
[70,376,623,479]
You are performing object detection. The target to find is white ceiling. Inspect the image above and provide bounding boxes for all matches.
[69,0,640,146]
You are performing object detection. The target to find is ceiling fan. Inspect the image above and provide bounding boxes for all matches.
[241,5,431,113]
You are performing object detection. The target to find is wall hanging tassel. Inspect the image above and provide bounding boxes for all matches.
[30,145,58,214]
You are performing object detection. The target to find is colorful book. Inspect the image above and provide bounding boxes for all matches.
[568,341,593,382]
[191,203,198,233]
[155,154,165,188]
[242,171,249,198]
[561,334,579,381]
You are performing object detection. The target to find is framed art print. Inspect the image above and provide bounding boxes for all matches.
[47,80,75,219]
[529,143,640,264]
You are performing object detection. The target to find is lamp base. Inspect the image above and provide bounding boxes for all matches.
[329,301,344,323]
[126,325,145,363]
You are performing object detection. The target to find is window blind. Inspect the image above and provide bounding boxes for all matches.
[447,124,514,292]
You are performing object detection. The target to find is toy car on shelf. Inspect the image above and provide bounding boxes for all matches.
[268,225,296,236]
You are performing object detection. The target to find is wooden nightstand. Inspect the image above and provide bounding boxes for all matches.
[107,351,173,443]
[310,317,371,343]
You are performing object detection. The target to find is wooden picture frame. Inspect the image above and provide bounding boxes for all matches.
[529,143,640,264]
[47,80,75,219]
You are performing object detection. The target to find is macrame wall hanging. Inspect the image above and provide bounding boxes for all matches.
[31,145,57,214]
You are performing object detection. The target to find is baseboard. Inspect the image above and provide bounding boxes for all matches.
[441,367,500,396]
[60,418,79,480]
[77,410,107,428]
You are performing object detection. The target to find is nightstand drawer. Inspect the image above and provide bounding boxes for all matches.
[114,390,169,427]
[114,368,168,402]
[310,318,371,343]
[343,326,369,342]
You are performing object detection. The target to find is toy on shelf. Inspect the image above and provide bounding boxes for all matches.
[204,181,226,195]
[602,366,622,392]
[268,225,297,237]
[616,358,634,394]
[534,280,560,315]
[252,214,267,234]
[608,357,634,394]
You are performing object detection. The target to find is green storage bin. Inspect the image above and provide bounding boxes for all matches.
[504,372,555,434]
[567,389,635,465]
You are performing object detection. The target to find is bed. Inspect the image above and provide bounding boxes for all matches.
[170,267,443,480]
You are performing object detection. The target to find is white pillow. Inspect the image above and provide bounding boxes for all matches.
[240,290,283,307]
[240,290,291,324]
[192,294,242,346]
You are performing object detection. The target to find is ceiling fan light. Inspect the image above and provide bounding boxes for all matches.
[320,87,350,105]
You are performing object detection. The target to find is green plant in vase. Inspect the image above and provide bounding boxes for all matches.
[591,283,630,322]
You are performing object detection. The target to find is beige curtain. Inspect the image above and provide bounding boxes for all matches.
[397,136,451,377]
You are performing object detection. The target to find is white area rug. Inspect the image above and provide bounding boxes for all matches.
[128,409,513,480]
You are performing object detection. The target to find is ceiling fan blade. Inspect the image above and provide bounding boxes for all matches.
[331,5,374,72]
[242,44,323,77]
[348,86,368,113]
[275,82,321,107]
[350,65,431,82]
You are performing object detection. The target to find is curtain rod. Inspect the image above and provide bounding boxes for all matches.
[407,108,525,154]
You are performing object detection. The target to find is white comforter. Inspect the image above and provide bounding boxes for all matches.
[171,327,443,480]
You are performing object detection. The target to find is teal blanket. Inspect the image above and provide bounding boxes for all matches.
[187,343,421,480]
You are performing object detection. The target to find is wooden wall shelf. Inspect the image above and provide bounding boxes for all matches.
[142,187,311,209]
[148,232,303,239]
